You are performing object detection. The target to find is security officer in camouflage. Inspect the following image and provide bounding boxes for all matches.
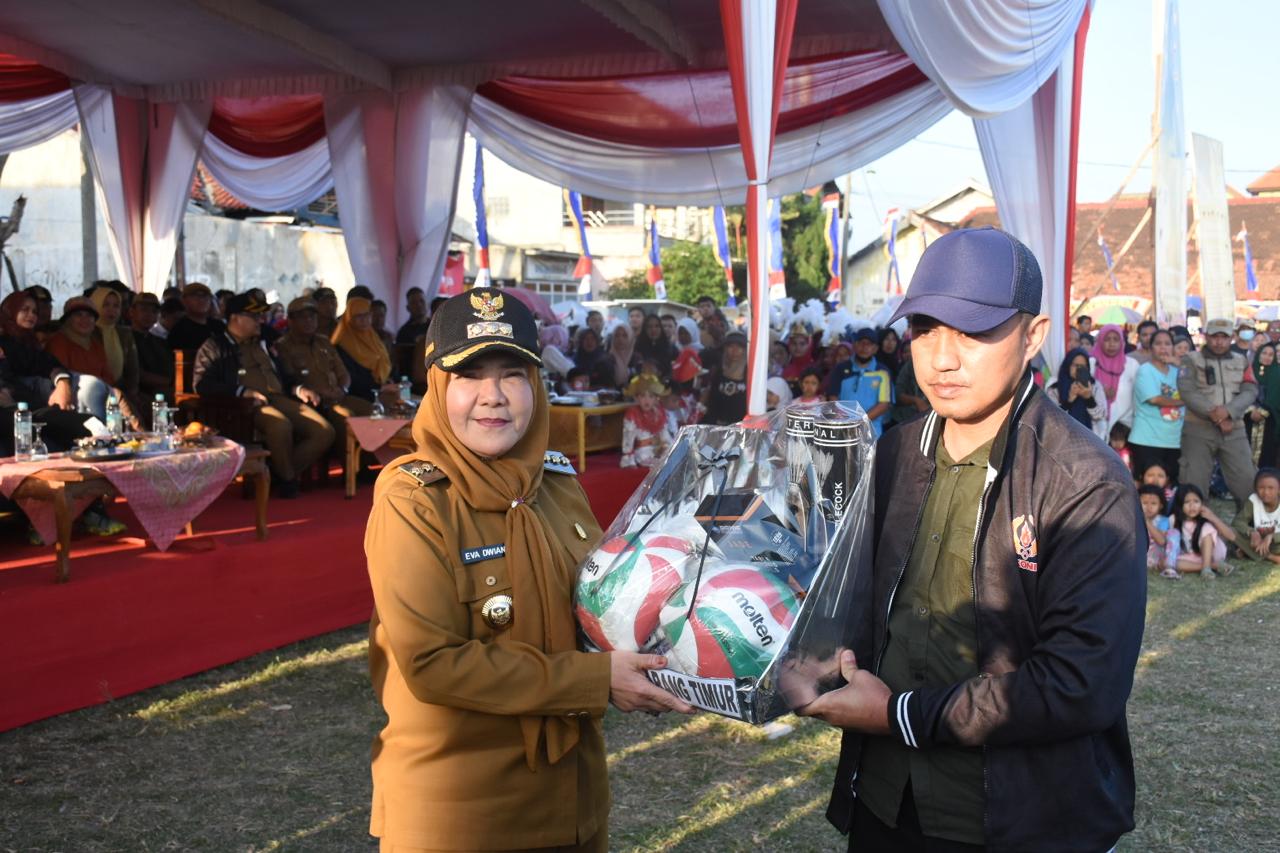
[1178,318,1258,505]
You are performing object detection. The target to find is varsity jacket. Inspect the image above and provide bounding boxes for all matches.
[192,331,299,399]
[826,372,1146,853]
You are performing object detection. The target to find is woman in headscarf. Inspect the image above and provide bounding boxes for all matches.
[1055,347,1110,441]
[539,324,574,380]
[596,324,637,390]
[675,316,702,353]
[1089,324,1139,432]
[0,292,93,452]
[1252,341,1280,468]
[363,289,691,853]
[89,284,140,400]
[1,293,124,536]
[332,296,395,403]
[765,375,793,412]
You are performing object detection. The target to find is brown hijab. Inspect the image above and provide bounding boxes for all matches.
[410,362,581,769]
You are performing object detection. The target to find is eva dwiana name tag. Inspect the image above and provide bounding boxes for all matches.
[461,543,506,564]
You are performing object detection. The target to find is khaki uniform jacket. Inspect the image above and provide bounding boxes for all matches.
[365,455,610,851]
[1177,349,1257,427]
[275,332,350,405]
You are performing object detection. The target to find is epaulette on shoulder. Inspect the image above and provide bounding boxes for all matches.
[398,460,447,487]
[543,450,577,475]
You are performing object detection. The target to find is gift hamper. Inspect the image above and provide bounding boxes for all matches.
[574,400,874,723]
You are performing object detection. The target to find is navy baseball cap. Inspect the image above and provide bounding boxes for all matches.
[889,227,1042,333]
[852,328,878,343]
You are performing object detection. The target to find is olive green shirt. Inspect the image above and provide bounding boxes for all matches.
[236,336,283,396]
[858,437,992,845]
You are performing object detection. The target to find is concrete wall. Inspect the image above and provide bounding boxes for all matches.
[0,129,354,308]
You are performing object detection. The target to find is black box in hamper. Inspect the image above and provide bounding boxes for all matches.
[573,400,875,723]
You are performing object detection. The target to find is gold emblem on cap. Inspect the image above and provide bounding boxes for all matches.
[470,291,505,322]
[481,594,513,629]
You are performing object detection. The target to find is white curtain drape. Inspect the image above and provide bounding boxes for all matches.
[880,0,1089,367]
[200,132,334,212]
[75,87,211,294]
[0,90,79,154]
[324,91,399,312]
[75,85,144,290]
[326,86,471,327]
[874,0,1088,118]
[394,85,471,312]
[974,52,1073,370]
[144,101,212,295]
[468,81,950,206]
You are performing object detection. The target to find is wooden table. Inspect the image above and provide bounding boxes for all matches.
[10,448,271,583]
[548,402,632,472]
[345,424,414,498]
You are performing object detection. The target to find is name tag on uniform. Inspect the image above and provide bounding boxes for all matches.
[461,543,506,564]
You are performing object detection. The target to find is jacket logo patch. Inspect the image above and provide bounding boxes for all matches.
[1012,515,1038,572]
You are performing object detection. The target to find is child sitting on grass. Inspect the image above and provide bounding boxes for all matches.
[1172,484,1236,578]
[1139,484,1178,579]
[620,373,674,468]
[1230,468,1280,564]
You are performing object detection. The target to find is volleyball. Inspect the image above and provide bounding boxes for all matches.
[575,523,711,652]
[659,564,799,681]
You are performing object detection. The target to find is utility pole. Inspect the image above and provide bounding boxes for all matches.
[80,131,98,286]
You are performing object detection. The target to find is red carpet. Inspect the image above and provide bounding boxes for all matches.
[0,452,645,731]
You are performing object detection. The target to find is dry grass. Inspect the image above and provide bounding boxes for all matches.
[2,558,1279,851]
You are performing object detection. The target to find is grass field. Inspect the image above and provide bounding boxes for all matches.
[3,562,1279,852]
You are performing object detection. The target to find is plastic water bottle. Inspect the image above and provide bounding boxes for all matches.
[106,394,123,437]
[13,402,33,461]
[1164,528,1181,573]
[152,393,170,438]
[399,375,412,404]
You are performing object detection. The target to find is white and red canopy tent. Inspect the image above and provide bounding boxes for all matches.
[0,0,1091,413]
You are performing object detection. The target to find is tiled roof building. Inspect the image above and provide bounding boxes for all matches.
[961,194,1280,302]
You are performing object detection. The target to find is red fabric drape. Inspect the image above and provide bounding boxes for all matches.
[0,53,71,102]
[768,0,799,162]
[207,95,325,157]
[1063,4,1091,344]
[477,51,924,150]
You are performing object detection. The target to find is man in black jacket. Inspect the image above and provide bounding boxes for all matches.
[800,228,1145,853]
[192,292,333,498]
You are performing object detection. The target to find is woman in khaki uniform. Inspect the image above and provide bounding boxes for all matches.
[365,289,693,853]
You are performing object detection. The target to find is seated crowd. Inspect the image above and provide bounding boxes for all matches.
[1,280,409,533]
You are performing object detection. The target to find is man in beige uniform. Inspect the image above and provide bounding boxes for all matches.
[275,296,372,461]
[192,292,334,497]
[1178,318,1258,505]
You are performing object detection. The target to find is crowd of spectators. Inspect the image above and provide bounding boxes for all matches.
[9,277,1280,578]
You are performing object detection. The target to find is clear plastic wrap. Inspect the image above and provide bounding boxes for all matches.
[574,400,875,723]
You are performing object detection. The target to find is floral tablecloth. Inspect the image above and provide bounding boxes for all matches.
[0,438,247,550]
[347,416,412,463]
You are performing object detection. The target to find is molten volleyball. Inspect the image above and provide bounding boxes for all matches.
[575,522,713,652]
[659,564,799,680]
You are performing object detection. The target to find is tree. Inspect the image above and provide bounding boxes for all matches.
[663,241,732,306]
[780,193,828,304]
[608,268,652,299]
